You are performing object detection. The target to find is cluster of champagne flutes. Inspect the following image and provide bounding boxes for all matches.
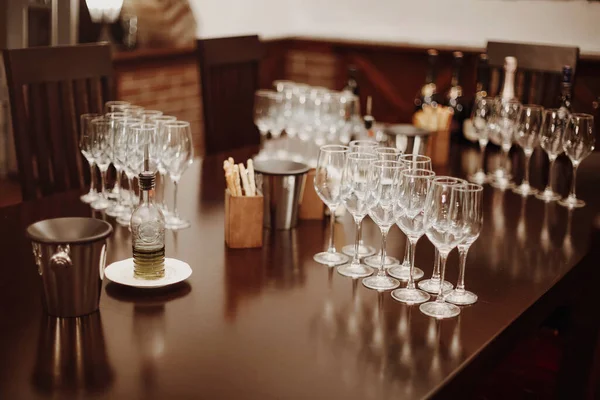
[78,101,194,230]
[469,97,595,207]
[253,81,362,166]
[314,140,484,319]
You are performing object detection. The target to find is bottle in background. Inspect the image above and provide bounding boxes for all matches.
[462,53,490,142]
[414,49,439,111]
[446,51,466,139]
[500,56,517,102]
[557,65,573,118]
[344,65,360,96]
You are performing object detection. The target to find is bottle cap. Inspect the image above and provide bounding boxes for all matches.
[562,65,573,84]
[138,171,155,191]
[504,56,517,72]
[364,115,374,130]
[452,51,463,59]
[479,53,488,61]
[427,49,439,57]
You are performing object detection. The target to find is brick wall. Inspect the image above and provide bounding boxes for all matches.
[113,49,204,155]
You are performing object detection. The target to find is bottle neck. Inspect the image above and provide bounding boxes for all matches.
[560,82,572,111]
[501,68,516,101]
[451,64,461,88]
[139,186,155,205]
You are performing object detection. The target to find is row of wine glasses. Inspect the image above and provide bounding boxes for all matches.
[78,101,194,230]
[313,142,484,319]
[253,81,362,166]
[469,97,595,207]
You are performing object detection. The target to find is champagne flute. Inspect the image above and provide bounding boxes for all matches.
[391,168,436,304]
[468,97,494,184]
[491,99,521,190]
[445,184,484,305]
[79,113,101,203]
[104,100,130,114]
[558,114,595,208]
[420,177,467,319]
[116,118,143,226]
[362,160,402,291]
[313,145,351,266]
[388,154,432,282]
[341,140,378,258]
[254,90,274,143]
[149,115,177,215]
[337,152,377,279]
[104,111,128,204]
[90,117,112,210]
[536,109,566,202]
[163,121,194,229]
[513,105,543,196]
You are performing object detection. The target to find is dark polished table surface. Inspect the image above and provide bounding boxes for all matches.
[1,144,599,399]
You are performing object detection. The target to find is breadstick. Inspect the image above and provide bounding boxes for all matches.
[239,163,251,196]
[225,172,236,195]
[228,157,234,166]
[247,159,256,196]
[233,164,242,196]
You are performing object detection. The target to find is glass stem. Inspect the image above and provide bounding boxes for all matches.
[407,237,418,289]
[115,168,123,205]
[478,141,487,174]
[89,162,96,193]
[160,173,168,210]
[326,205,337,253]
[173,179,180,219]
[127,176,135,205]
[545,156,556,193]
[402,240,410,265]
[435,252,449,303]
[569,163,579,199]
[100,169,107,198]
[502,147,510,177]
[456,245,471,292]
[358,220,364,247]
[522,151,532,187]
[431,248,440,281]
[352,218,362,265]
[378,229,389,276]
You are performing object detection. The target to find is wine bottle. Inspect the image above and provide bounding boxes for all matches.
[446,51,466,138]
[344,65,360,96]
[462,54,490,142]
[500,56,517,102]
[414,49,439,111]
[557,65,573,118]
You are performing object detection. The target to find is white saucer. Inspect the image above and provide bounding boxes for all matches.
[105,258,192,289]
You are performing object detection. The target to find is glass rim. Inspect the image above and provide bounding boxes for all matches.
[255,89,277,96]
[399,154,431,162]
[164,121,190,128]
[105,100,130,106]
[521,104,544,110]
[372,160,403,168]
[455,183,484,192]
[570,113,594,120]
[319,144,349,153]
[150,115,177,122]
[120,117,143,125]
[81,113,102,119]
[140,110,163,115]
[91,116,108,124]
[375,146,402,154]
[121,105,144,110]
[129,123,158,131]
[349,139,378,148]
[400,168,435,178]
[106,112,128,118]
[431,176,465,186]
[347,151,377,160]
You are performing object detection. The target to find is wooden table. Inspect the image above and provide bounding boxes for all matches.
[1,145,600,399]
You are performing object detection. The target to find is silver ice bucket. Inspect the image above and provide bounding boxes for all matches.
[26,217,113,317]
[381,124,432,155]
[254,160,310,230]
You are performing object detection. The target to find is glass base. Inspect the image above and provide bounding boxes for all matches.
[313,251,349,267]
[388,265,424,282]
[535,189,561,202]
[159,204,172,217]
[490,178,514,190]
[419,301,460,319]
[105,204,126,217]
[116,212,132,227]
[107,186,120,200]
[91,198,111,210]
[558,196,585,209]
[418,279,454,294]
[445,289,478,305]
[364,255,399,268]
[337,262,374,279]
[512,183,538,196]
[391,287,430,305]
[342,244,377,258]
[362,274,400,291]
[165,217,191,230]
[468,171,487,184]
[80,190,99,204]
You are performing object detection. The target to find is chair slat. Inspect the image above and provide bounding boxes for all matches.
[59,80,84,189]
[45,81,69,193]
[29,84,54,196]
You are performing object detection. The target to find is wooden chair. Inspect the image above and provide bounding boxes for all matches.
[197,35,263,155]
[486,41,579,107]
[3,43,113,201]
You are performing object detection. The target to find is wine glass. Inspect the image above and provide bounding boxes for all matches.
[121,105,145,118]
[105,111,128,203]
[445,183,484,305]
[106,113,130,217]
[115,118,143,226]
[388,154,432,282]
[391,168,436,304]
[118,122,149,224]
[149,115,177,215]
[341,140,378,258]
[313,145,351,266]
[90,117,112,210]
[468,97,494,184]
[513,105,543,196]
[140,110,163,123]
[364,147,403,269]
[254,90,274,141]
[419,177,467,319]
[362,160,403,291]
[536,109,567,202]
[163,121,194,230]
[79,113,102,203]
[558,114,595,208]
[337,152,377,279]
[104,100,130,114]
[490,99,521,190]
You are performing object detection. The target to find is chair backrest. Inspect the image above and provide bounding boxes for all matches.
[486,41,579,107]
[3,43,113,201]
[197,35,263,155]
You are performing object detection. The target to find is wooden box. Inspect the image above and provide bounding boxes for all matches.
[299,169,325,220]
[224,190,264,248]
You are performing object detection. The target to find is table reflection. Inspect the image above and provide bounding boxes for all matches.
[32,312,113,396]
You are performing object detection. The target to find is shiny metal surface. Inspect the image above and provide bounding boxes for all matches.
[381,124,432,155]
[254,159,309,230]
[1,145,599,399]
[27,218,112,317]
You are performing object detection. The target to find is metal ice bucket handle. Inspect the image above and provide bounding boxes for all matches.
[50,245,72,270]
